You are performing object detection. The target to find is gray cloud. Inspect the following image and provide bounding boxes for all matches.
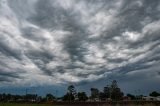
[0,0,160,93]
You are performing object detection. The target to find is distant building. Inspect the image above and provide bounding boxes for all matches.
[142,96,160,101]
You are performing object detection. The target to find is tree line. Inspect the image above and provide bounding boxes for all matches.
[62,80,123,101]
[0,80,160,103]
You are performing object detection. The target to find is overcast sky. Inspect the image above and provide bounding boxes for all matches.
[0,0,160,95]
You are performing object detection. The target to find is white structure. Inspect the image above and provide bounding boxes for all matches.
[142,96,160,101]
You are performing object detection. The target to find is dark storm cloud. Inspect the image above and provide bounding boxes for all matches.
[0,34,22,60]
[0,66,24,83]
[0,71,19,78]
[0,0,160,92]
[31,0,89,62]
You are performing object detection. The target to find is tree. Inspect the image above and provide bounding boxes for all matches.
[110,80,123,101]
[103,85,111,98]
[62,93,74,101]
[149,91,160,97]
[62,85,77,101]
[46,93,55,101]
[127,94,136,100]
[68,85,76,95]
[99,92,105,101]
[68,85,77,100]
[90,88,99,101]
[77,92,88,101]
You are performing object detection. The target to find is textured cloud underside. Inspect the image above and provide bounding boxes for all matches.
[0,0,160,86]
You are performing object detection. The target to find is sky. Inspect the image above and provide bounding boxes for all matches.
[0,0,160,96]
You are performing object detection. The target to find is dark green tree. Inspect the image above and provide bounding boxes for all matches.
[90,88,99,100]
[62,85,77,101]
[127,94,136,100]
[110,80,123,101]
[68,85,76,95]
[99,92,106,101]
[62,93,74,101]
[77,92,88,101]
[46,93,55,101]
[103,85,111,98]
[149,91,160,97]
[68,85,77,100]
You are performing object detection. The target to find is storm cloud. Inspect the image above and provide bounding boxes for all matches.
[0,0,160,93]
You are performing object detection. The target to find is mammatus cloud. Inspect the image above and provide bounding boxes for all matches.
[0,0,160,91]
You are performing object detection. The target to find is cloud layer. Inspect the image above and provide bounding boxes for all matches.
[0,0,160,91]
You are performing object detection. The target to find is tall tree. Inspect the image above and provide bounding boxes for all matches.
[68,85,76,95]
[103,85,111,98]
[77,92,88,101]
[68,85,77,100]
[110,80,123,101]
[111,80,118,89]
[90,88,99,100]
[99,92,105,101]
[62,85,77,101]
[62,93,74,101]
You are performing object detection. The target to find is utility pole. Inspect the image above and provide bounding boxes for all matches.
[26,88,28,95]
